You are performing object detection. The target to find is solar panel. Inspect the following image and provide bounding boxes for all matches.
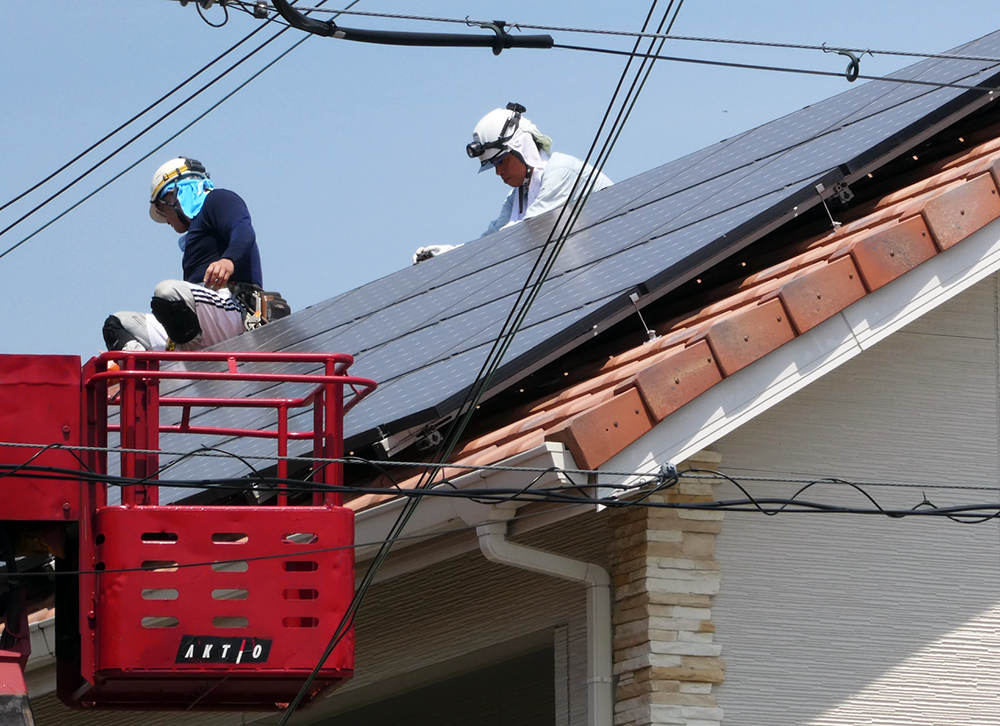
[155,32,1000,492]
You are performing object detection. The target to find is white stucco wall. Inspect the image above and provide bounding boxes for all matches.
[711,272,1000,724]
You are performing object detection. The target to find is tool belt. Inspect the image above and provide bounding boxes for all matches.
[228,281,292,331]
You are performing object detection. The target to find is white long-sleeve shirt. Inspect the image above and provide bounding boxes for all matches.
[482,152,613,237]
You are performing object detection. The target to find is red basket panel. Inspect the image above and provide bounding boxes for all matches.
[91,505,354,682]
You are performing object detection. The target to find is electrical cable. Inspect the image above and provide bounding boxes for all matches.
[551,42,1000,91]
[0,16,325,262]
[268,0,553,52]
[5,461,1000,584]
[437,1,672,455]
[0,0,355,261]
[234,1,1000,93]
[0,17,296,255]
[546,30,1000,279]
[0,22,272,217]
[414,0,685,522]
[437,0,685,462]
[241,3,1000,65]
[7,464,1000,520]
[5,439,1000,494]
[197,0,229,27]
[527,0,687,279]
[19,461,998,515]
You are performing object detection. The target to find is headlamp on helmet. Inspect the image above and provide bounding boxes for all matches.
[467,102,526,172]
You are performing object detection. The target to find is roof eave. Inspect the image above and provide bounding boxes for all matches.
[603,213,1000,483]
[352,441,585,585]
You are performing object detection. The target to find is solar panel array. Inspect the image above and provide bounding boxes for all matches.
[154,32,1000,487]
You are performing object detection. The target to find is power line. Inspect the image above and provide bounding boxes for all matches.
[438,0,686,453]
[551,42,1000,91]
[0,21,272,217]
[6,461,999,584]
[5,440,1000,494]
[241,3,1000,65]
[441,0,683,455]
[0,23,297,256]
[0,13,324,262]
[0,0,346,261]
[232,2,1000,92]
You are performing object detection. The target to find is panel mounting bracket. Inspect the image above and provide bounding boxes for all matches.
[832,182,855,206]
[815,183,843,231]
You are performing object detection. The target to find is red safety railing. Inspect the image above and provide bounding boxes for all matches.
[85,350,377,506]
[62,351,377,710]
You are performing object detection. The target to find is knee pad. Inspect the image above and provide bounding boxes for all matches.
[150,296,201,344]
[103,315,137,351]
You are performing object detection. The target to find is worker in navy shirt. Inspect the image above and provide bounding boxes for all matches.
[103,157,264,351]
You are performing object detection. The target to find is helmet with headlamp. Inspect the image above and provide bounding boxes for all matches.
[466,103,527,173]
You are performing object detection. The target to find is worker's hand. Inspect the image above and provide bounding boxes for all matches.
[204,258,235,289]
[413,244,458,264]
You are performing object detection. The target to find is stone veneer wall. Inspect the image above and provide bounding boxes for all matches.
[608,451,725,726]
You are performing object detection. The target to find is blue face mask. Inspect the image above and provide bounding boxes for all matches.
[178,233,188,253]
[161,177,215,222]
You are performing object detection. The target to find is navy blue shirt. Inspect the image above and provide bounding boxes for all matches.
[181,188,263,287]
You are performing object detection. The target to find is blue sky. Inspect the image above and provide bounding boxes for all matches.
[2,1,997,359]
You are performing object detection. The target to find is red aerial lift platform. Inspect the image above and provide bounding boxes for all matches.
[0,351,376,712]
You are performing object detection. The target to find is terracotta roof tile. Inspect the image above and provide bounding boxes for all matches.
[701,298,796,377]
[602,338,664,370]
[548,387,654,470]
[922,172,1000,249]
[776,256,867,334]
[347,462,488,511]
[687,276,788,322]
[553,358,651,404]
[517,388,617,436]
[454,417,539,458]
[634,340,722,422]
[844,214,938,291]
[456,429,547,470]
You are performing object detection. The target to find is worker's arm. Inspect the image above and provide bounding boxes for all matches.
[198,189,261,288]
[210,191,257,265]
[481,190,515,237]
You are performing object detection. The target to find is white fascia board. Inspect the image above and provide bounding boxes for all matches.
[353,442,585,583]
[603,216,1000,483]
[24,616,56,697]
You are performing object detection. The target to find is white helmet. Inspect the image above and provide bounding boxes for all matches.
[148,157,209,223]
[466,103,552,173]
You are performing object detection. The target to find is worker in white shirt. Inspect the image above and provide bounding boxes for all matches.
[413,103,613,264]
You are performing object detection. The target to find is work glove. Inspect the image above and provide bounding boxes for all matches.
[413,244,458,264]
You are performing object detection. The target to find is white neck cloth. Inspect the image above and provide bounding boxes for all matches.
[506,127,551,222]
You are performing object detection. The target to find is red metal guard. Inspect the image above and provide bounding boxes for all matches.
[63,351,376,710]
[0,354,84,521]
